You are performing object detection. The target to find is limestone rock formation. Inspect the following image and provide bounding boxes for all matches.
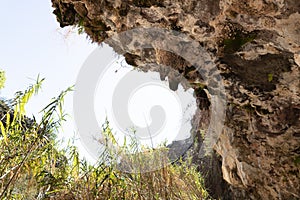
[52,0,300,199]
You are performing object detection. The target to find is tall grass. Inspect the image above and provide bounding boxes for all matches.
[0,78,211,200]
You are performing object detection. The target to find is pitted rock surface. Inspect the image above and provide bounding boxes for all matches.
[52,0,300,199]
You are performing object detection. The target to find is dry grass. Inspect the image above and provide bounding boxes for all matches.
[0,79,210,200]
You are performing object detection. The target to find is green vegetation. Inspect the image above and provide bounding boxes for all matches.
[268,73,273,82]
[76,17,85,35]
[0,70,6,89]
[0,77,210,199]
[294,156,300,165]
[223,31,257,54]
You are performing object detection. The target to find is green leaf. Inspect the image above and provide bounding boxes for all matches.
[5,112,10,132]
[0,121,8,145]
[0,70,6,89]
[268,73,273,82]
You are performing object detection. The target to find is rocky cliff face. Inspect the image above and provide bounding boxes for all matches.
[52,0,300,199]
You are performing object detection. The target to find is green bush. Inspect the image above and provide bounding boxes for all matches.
[0,77,210,200]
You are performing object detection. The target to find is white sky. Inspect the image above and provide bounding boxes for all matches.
[0,1,196,164]
[0,1,97,160]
